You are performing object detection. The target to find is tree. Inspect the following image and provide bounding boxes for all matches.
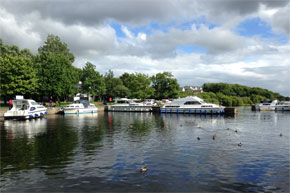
[0,39,38,102]
[36,34,78,101]
[104,70,129,99]
[81,62,106,101]
[151,72,179,99]
[120,72,154,99]
[0,55,38,101]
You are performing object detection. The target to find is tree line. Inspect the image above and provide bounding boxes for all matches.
[180,83,288,106]
[0,35,179,103]
[1,35,288,106]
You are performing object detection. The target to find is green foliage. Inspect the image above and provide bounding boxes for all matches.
[152,72,179,99]
[0,55,38,98]
[105,70,129,98]
[36,35,79,99]
[203,83,285,100]
[120,72,154,99]
[81,62,106,99]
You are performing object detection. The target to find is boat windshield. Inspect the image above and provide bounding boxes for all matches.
[116,100,129,104]
[31,101,38,105]
[14,100,29,110]
[184,101,201,105]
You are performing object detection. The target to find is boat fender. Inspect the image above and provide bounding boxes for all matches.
[29,115,34,118]
[35,113,39,117]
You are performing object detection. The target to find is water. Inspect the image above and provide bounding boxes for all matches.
[1,107,289,192]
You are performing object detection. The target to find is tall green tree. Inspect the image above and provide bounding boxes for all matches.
[36,34,78,100]
[0,39,38,102]
[0,55,38,101]
[81,62,106,101]
[151,72,179,99]
[120,72,154,99]
[104,70,129,99]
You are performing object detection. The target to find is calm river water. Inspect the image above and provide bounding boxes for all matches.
[0,107,289,192]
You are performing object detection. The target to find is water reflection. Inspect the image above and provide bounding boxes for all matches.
[3,118,48,139]
[0,110,289,192]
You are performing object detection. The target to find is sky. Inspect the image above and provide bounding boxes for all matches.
[0,0,289,96]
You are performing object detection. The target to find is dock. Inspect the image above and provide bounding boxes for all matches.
[105,106,237,116]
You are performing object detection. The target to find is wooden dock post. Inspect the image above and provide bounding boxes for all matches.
[224,107,237,116]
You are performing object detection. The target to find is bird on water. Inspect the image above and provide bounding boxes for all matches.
[197,137,200,140]
[140,167,148,173]
[237,142,242,147]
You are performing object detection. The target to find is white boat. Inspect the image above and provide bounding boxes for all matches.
[255,100,278,111]
[62,101,98,114]
[275,101,290,111]
[4,99,47,119]
[143,99,156,106]
[161,96,225,114]
[107,98,152,112]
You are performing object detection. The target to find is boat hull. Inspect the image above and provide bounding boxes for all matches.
[160,107,225,114]
[275,106,290,111]
[63,108,98,114]
[107,105,152,112]
[4,110,47,120]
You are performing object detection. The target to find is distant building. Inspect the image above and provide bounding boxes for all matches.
[180,86,203,93]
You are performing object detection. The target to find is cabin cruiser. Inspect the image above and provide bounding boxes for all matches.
[4,99,47,119]
[275,101,290,111]
[62,100,98,114]
[143,99,156,106]
[255,100,278,111]
[161,96,225,114]
[107,98,152,112]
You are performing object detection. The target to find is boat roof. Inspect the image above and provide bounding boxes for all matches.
[171,96,205,102]
[13,99,36,102]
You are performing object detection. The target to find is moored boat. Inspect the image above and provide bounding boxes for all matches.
[275,101,290,111]
[160,96,225,114]
[4,99,47,119]
[62,100,98,114]
[255,100,278,111]
[107,98,152,112]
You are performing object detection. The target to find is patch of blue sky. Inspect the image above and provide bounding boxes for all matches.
[178,16,219,31]
[236,17,288,43]
[108,17,219,41]
[176,45,207,54]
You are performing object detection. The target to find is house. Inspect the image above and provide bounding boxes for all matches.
[180,86,203,93]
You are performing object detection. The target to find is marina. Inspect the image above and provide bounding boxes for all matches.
[0,107,289,192]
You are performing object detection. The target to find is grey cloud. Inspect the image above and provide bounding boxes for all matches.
[271,5,290,36]
[1,0,181,26]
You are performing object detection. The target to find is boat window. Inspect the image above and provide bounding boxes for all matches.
[184,101,200,105]
[31,101,38,105]
[117,100,129,104]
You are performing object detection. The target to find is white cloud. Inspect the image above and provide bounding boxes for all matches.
[0,1,289,96]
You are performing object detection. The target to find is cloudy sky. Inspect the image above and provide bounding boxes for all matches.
[0,0,289,96]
